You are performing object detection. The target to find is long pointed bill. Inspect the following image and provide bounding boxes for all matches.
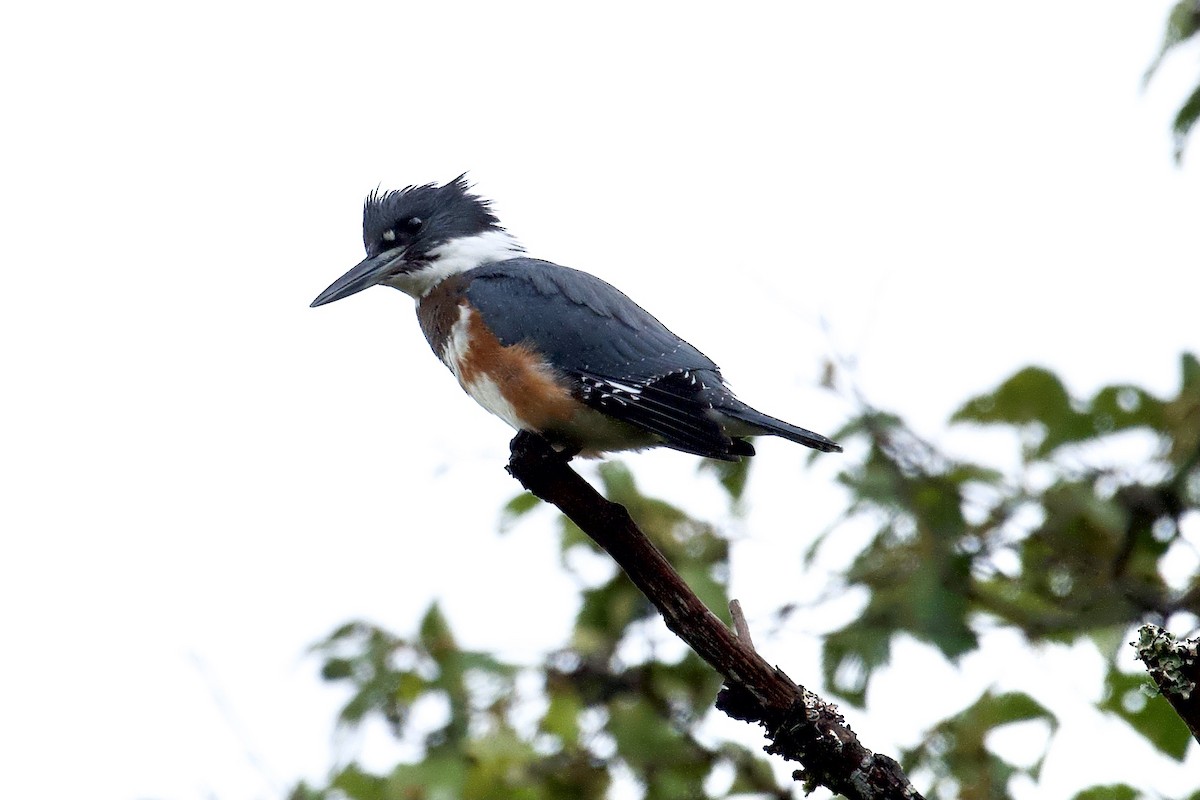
[310,249,406,307]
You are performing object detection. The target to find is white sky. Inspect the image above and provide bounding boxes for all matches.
[2,2,1198,798]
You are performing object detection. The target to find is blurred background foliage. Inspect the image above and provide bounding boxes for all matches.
[1145,0,1200,161]
[292,354,1199,800]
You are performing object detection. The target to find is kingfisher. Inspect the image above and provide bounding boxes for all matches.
[311,176,840,461]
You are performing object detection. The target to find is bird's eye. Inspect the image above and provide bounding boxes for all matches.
[379,217,423,250]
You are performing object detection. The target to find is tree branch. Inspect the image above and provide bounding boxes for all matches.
[506,432,923,800]
[1133,624,1200,746]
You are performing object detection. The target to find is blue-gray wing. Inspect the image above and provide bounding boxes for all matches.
[462,258,749,457]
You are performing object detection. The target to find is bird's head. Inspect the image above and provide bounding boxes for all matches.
[311,175,523,306]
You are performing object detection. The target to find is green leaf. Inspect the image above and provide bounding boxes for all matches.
[540,686,584,746]
[330,764,387,800]
[953,367,1072,426]
[558,515,603,561]
[1072,784,1140,800]
[676,562,730,625]
[1088,385,1165,434]
[597,462,689,543]
[388,753,468,800]
[647,653,724,717]
[1089,626,1135,663]
[908,564,978,659]
[1098,666,1191,760]
[394,669,429,705]
[943,461,1005,488]
[952,366,1096,455]
[456,650,520,678]
[643,760,711,800]
[697,456,752,504]
[1175,81,1200,163]
[573,578,648,656]
[1181,352,1200,392]
[462,727,540,795]
[597,461,639,505]
[419,602,457,654]
[722,742,782,794]
[968,690,1057,732]
[1144,0,1200,83]
[829,408,905,445]
[321,620,365,643]
[338,685,380,727]
[320,657,355,681]
[822,622,892,706]
[286,782,330,800]
[607,696,692,770]
[499,491,541,533]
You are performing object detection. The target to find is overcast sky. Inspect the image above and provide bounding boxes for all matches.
[3,2,1198,799]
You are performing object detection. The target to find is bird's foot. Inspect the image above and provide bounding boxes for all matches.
[509,430,578,465]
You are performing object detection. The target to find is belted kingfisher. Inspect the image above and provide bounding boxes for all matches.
[311,177,840,461]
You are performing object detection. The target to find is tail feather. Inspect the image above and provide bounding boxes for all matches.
[719,405,842,453]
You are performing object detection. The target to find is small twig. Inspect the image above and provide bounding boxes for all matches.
[729,599,756,652]
[506,432,922,800]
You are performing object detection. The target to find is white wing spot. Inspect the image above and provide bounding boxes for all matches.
[580,375,643,407]
[604,379,643,396]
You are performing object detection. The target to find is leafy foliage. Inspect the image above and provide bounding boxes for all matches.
[826,357,1198,689]
[294,356,1200,800]
[1146,0,1200,161]
[820,355,1199,796]
[902,690,1057,800]
[298,465,785,800]
[1099,664,1193,761]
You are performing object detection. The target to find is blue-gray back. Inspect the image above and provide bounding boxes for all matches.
[463,258,718,383]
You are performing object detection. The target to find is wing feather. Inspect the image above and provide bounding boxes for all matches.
[463,259,746,457]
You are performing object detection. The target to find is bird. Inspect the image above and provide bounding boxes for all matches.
[311,176,841,461]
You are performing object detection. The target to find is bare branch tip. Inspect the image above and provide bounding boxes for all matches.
[729,598,756,651]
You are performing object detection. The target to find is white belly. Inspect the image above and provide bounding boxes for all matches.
[439,303,660,456]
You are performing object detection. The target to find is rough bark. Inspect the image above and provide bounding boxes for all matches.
[506,432,923,800]
[1134,624,1200,746]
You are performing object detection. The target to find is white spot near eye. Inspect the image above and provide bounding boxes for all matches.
[382,229,396,242]
[397,230,524,298]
